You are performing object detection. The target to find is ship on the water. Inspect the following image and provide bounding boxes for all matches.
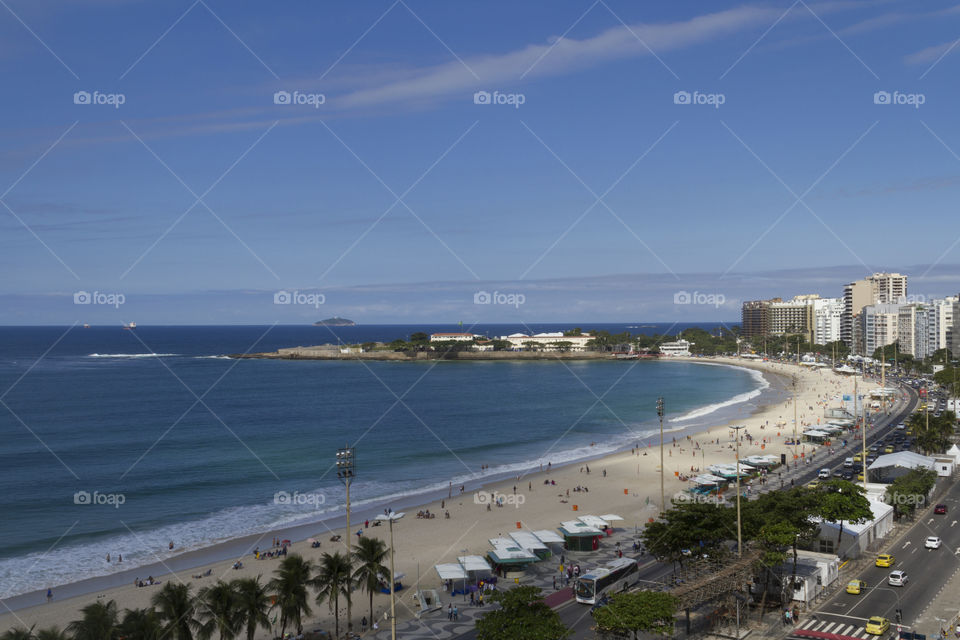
[123,322,136,330]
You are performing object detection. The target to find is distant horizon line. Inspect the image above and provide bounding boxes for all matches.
[0,321,742,328]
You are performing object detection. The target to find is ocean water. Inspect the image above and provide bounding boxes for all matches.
[0,324,766,597]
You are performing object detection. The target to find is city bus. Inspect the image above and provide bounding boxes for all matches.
[574,558,640,604]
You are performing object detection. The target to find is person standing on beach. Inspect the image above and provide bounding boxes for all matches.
[46,588,52,603]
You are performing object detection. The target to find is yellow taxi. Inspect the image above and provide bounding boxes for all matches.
[845,579,866,594]
[884,445,895,453]
[853,453,863,462]
[857,473,865,481]
[875,553,895,567]
[805,480,820,490]
[865,616,890,635]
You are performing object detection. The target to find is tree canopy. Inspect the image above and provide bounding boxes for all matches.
[475,586,569,640]
[592,591,678,638]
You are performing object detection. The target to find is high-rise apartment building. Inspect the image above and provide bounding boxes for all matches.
[842,273,908,353]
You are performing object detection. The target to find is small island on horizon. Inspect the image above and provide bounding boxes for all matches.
[314,317,356,326]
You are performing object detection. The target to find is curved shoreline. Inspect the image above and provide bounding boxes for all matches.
[0,357,781,616]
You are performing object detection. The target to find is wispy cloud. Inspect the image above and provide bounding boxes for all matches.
[336,5,780,109]
[905,40,960,65]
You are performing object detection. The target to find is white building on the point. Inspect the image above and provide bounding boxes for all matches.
[659,338,692,357]
[500,332,593,352]
[429,332,478,343]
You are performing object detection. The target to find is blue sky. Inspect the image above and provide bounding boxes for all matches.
[3,0,960,324]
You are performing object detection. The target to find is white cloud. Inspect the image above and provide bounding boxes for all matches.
[905,40,960,65]
[335,5,779,109]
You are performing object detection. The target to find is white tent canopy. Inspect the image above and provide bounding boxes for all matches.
[434,563,468,580]
[510,531,548,551]
[458,555,492,572]
[532,529,564,544]
[691,474,726,485]
[598,514,624,522]
[578,515,610,529]
[867,451,935,471]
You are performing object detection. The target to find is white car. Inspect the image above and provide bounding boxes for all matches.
[888,570,908,586]
[925,536,942,549]
[818,468,831,479]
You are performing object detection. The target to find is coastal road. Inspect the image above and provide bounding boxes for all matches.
[795,480,960,640]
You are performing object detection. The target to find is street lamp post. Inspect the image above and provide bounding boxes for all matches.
[657,397,665,512]
[336,445,355,632]
[732,425,745,558]
[375,511,405,640]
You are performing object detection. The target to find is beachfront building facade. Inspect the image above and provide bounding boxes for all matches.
[741,298,776,339]
[921,296,958,359]
[768,295,818,344]
[860,303,901,356]
[430,332,479,342]
[814,297,843,345]
[842,273,908,353]
[897,304,921,356]
[500,332,593,352]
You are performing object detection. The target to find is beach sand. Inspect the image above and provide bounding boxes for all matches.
[0,357,879,634]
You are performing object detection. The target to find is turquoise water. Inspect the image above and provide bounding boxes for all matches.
[0,325,764,596]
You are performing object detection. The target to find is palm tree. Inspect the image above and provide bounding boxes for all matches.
[35,629,69,640]
[196,580,240,640]
[66,600,121,640]
[268,554,313,638]
[231,576,272,640]
[0,626,35,640]
[151,582,199,640]
[352,536,388,626]
[312,551,355,639]
[119,608,163,640]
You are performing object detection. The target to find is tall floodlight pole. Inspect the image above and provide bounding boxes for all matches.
[657,396,665,512]
[375,511,405,640]
[336,445,355,631]
[732,425,745,558]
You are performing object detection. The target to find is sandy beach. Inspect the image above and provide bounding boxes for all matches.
[0,357,878,634]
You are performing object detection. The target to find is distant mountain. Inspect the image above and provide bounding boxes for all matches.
[314,317,356,326]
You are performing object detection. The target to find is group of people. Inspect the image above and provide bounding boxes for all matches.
[134,576,160,588]
[416,509,437,519]
[253,545,287,560]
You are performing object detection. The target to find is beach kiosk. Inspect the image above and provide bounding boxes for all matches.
[509,531,551,560]
[559,520,603,551]
[578,515,612,536]
[487,539,539,578]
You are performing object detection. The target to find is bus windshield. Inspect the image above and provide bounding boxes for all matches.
[575,578,595,601]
